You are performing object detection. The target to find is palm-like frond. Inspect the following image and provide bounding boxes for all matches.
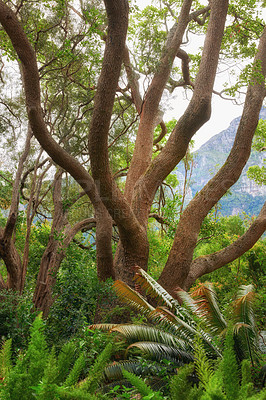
[149,306,221,357]
[133,267,180,310]
[88,323,119,331]
[186,283,227,335]
[233,285,256,327]
[149,307,196,346]
[111,324,185,349]
[113,280,154,315]
[126,341,194,365]
[104,361,146,382]
[231,285,260,364]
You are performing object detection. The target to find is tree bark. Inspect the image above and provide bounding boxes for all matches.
[158,26,266,293]
[183,202,266,289]
[0,0,114,285]
[0,125,32,290]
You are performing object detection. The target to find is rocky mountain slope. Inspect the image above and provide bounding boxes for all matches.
[176,108,266,216]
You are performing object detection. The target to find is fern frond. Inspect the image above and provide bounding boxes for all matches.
[0,339,12,379]
[79,342,113,393]
[56,386,97,399]
[194,334,214,388]
[26,313,49,385]
[222,328,240,400]
[169,363,196,400]
[126,341,194,364]
[64,352,86,387]
[188,282,227,335]
[56,341,78,384]
[122,369,163,399]
[113,280,154,315]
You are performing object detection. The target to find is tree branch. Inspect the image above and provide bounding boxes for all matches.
[185,202,266,288]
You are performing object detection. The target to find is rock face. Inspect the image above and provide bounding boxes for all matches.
[176,108,266,216]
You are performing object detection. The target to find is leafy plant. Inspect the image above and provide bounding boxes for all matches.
[90,268,264,396]
[0,314,113,399]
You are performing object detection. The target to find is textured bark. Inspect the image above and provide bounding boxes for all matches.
[0,125,32,290]
[124,0,193,204]
[131,0,229,227]
[0,1,114,285]
[183,202,266,289]
[0,0,265,302]
[158,26,266,293]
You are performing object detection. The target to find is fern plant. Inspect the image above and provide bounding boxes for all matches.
[90,268,264,396]
[0,314,113,399]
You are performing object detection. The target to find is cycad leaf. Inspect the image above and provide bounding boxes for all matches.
[233,284,255,326]
[127,341,194,364]
[88,324,119,331]
[104,361,144,382]
[111,324,185,350]
[113,280,154,315]
[149,307,221,356]
[104,360,163,382]
[188,282,227,334]
[133,267,180,310]
[232,285,260,364]
[149,307,196,345]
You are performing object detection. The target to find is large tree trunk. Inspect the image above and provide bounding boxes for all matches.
[0,0,265,303]
[158,27,266,293]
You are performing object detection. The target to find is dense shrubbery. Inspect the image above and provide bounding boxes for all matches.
[0,205,265,398]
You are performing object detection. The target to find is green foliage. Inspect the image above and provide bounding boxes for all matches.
[221,328,240,400]
[0,314,115,399]
[194,335,214,389]
[0,171,13,210]
[0,338,12,379]
[169,363,200,400]
[45,245,114,346]
[80,342,113,392]
[122,368,164,399]
[247,119,266,185]
[0,290,37,351]
[200,373,227,400]
[64,352,86,387]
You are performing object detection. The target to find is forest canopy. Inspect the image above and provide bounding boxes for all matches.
[0,0,265,316]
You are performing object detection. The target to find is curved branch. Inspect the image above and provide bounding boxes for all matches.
[134,0,229,223]
[176,48,194,87]
[153,121,167,145]
[20,157,50,201]
[185,202,266,289]
[123,44,143,115]
[124,0,193,202]
[158,25,266,291]
[88,0,146,245]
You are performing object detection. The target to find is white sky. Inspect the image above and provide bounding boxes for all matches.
[134,0,266,150]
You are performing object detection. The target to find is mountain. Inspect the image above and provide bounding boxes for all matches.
[175,108,266,216]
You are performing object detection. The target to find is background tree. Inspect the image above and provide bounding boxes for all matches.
[0,0,265,313]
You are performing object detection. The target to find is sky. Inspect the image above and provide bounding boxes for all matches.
[134,0,266,150]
